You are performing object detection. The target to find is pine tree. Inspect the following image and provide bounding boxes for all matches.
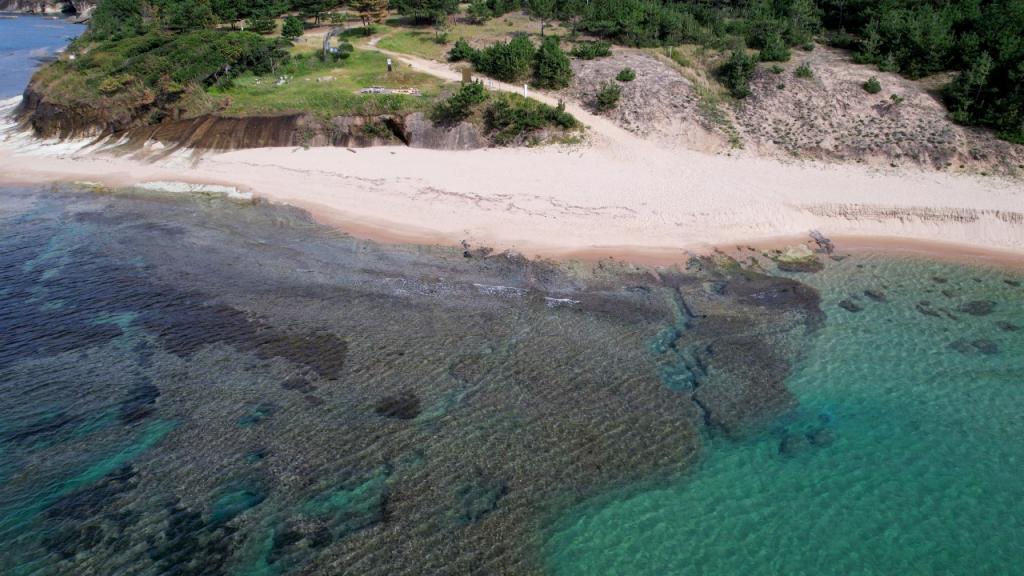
[350,0,389,30]
[533,36,572,88]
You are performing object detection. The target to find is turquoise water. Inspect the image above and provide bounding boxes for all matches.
[546,256,1024,575]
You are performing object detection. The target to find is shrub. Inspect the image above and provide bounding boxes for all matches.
[328,41,354,61]
[571,41,611,60]
[533,36,572,89]
[246,14,276,35]
[863,76,882,94]
[484,93,578,145]
[281,16,304,40]
[595,81,621,111]
[431,81,488,123]
[770,64,784,74]
[801,42,815,51]
[719,49,756,98]
[616,67,636,82]
[473,35,536,83]
[467,0,492,23]
[448,38,477,62]
[758,32,791,62]
[794,62,813,78]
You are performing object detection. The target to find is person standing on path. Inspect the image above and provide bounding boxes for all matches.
[387,57,392,73]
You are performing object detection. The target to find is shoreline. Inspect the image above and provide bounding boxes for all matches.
[2,96,1023,270]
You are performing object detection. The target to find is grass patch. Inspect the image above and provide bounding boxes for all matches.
[211,49,449,118]
[377,30,447,60]
[376,12,568,61]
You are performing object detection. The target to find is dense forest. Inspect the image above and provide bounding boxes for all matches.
[75,0,1024,142]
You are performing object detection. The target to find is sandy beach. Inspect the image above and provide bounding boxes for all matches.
[1,94,1022,264]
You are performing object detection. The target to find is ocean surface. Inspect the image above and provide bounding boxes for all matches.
[0,14,83,99]
[2,17,1024,576]
[546,255,1024,575]
[1,184,1021,575]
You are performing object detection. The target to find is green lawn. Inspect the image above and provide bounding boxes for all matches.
[210,48,451,118]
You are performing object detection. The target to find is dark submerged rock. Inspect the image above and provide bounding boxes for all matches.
[806,426,835,447]
[838,299,863,313]
[281,375,316,393]
[916,301,943,318]
[375,392,421,420]
[864,289,886,302]
[971,339,999,355]
[996,321,1019,332]
[778,432,810,457]
[959,300,996,316]
[457,476,509,524]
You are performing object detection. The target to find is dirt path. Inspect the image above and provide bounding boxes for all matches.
[364,36,645,152]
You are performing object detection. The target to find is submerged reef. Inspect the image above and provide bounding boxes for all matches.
[0,187,822,575]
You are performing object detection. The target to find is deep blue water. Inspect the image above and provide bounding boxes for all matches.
[0,14,83,99]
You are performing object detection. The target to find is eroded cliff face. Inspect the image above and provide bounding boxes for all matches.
[0,0,93,16]
[17,83,488,153]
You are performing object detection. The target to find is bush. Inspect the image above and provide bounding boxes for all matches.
[246,14,276,35]
[431,81,488,124]
[719,49,756,98]
[390,0,459,24]
[863,76,882,94]
[571,41,611,60]
[282,16,304,40]
[472,35,536,83]
[595,81,621,111]
[448,38,477,62]
[533,36,572,89]
[484,93,578,145]
[758,32,791,62]
[616,67,636,82]
[770,64,784,74]
[794,62,813,78]
[327,41,354,61]
[467,0,492,23]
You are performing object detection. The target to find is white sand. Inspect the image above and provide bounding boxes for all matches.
[1,92,1022,263]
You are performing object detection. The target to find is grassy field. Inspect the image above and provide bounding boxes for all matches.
[376,12,570,61]
[211,48,451,118]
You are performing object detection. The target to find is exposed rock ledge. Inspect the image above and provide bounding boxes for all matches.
[16,85,488,152]
[0,0,94,18]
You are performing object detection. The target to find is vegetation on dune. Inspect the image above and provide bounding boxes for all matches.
[616,67,636,82]
[595,81,621,112]
[570,41,611,60]
[32,0,1024,143]
[429,0,1022,142]
[532,36,573,89]
[470,35,537,83]
[430,81,579,145]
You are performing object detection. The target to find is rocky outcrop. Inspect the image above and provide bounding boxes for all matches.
[17,82,488,152]
[403,112,486,150]
[0,0,93,16]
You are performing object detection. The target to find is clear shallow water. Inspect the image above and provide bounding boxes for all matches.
[0,185,726,575]
[0,14,82,98]
[2,185,1020,576]
[546,256,1024,575]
